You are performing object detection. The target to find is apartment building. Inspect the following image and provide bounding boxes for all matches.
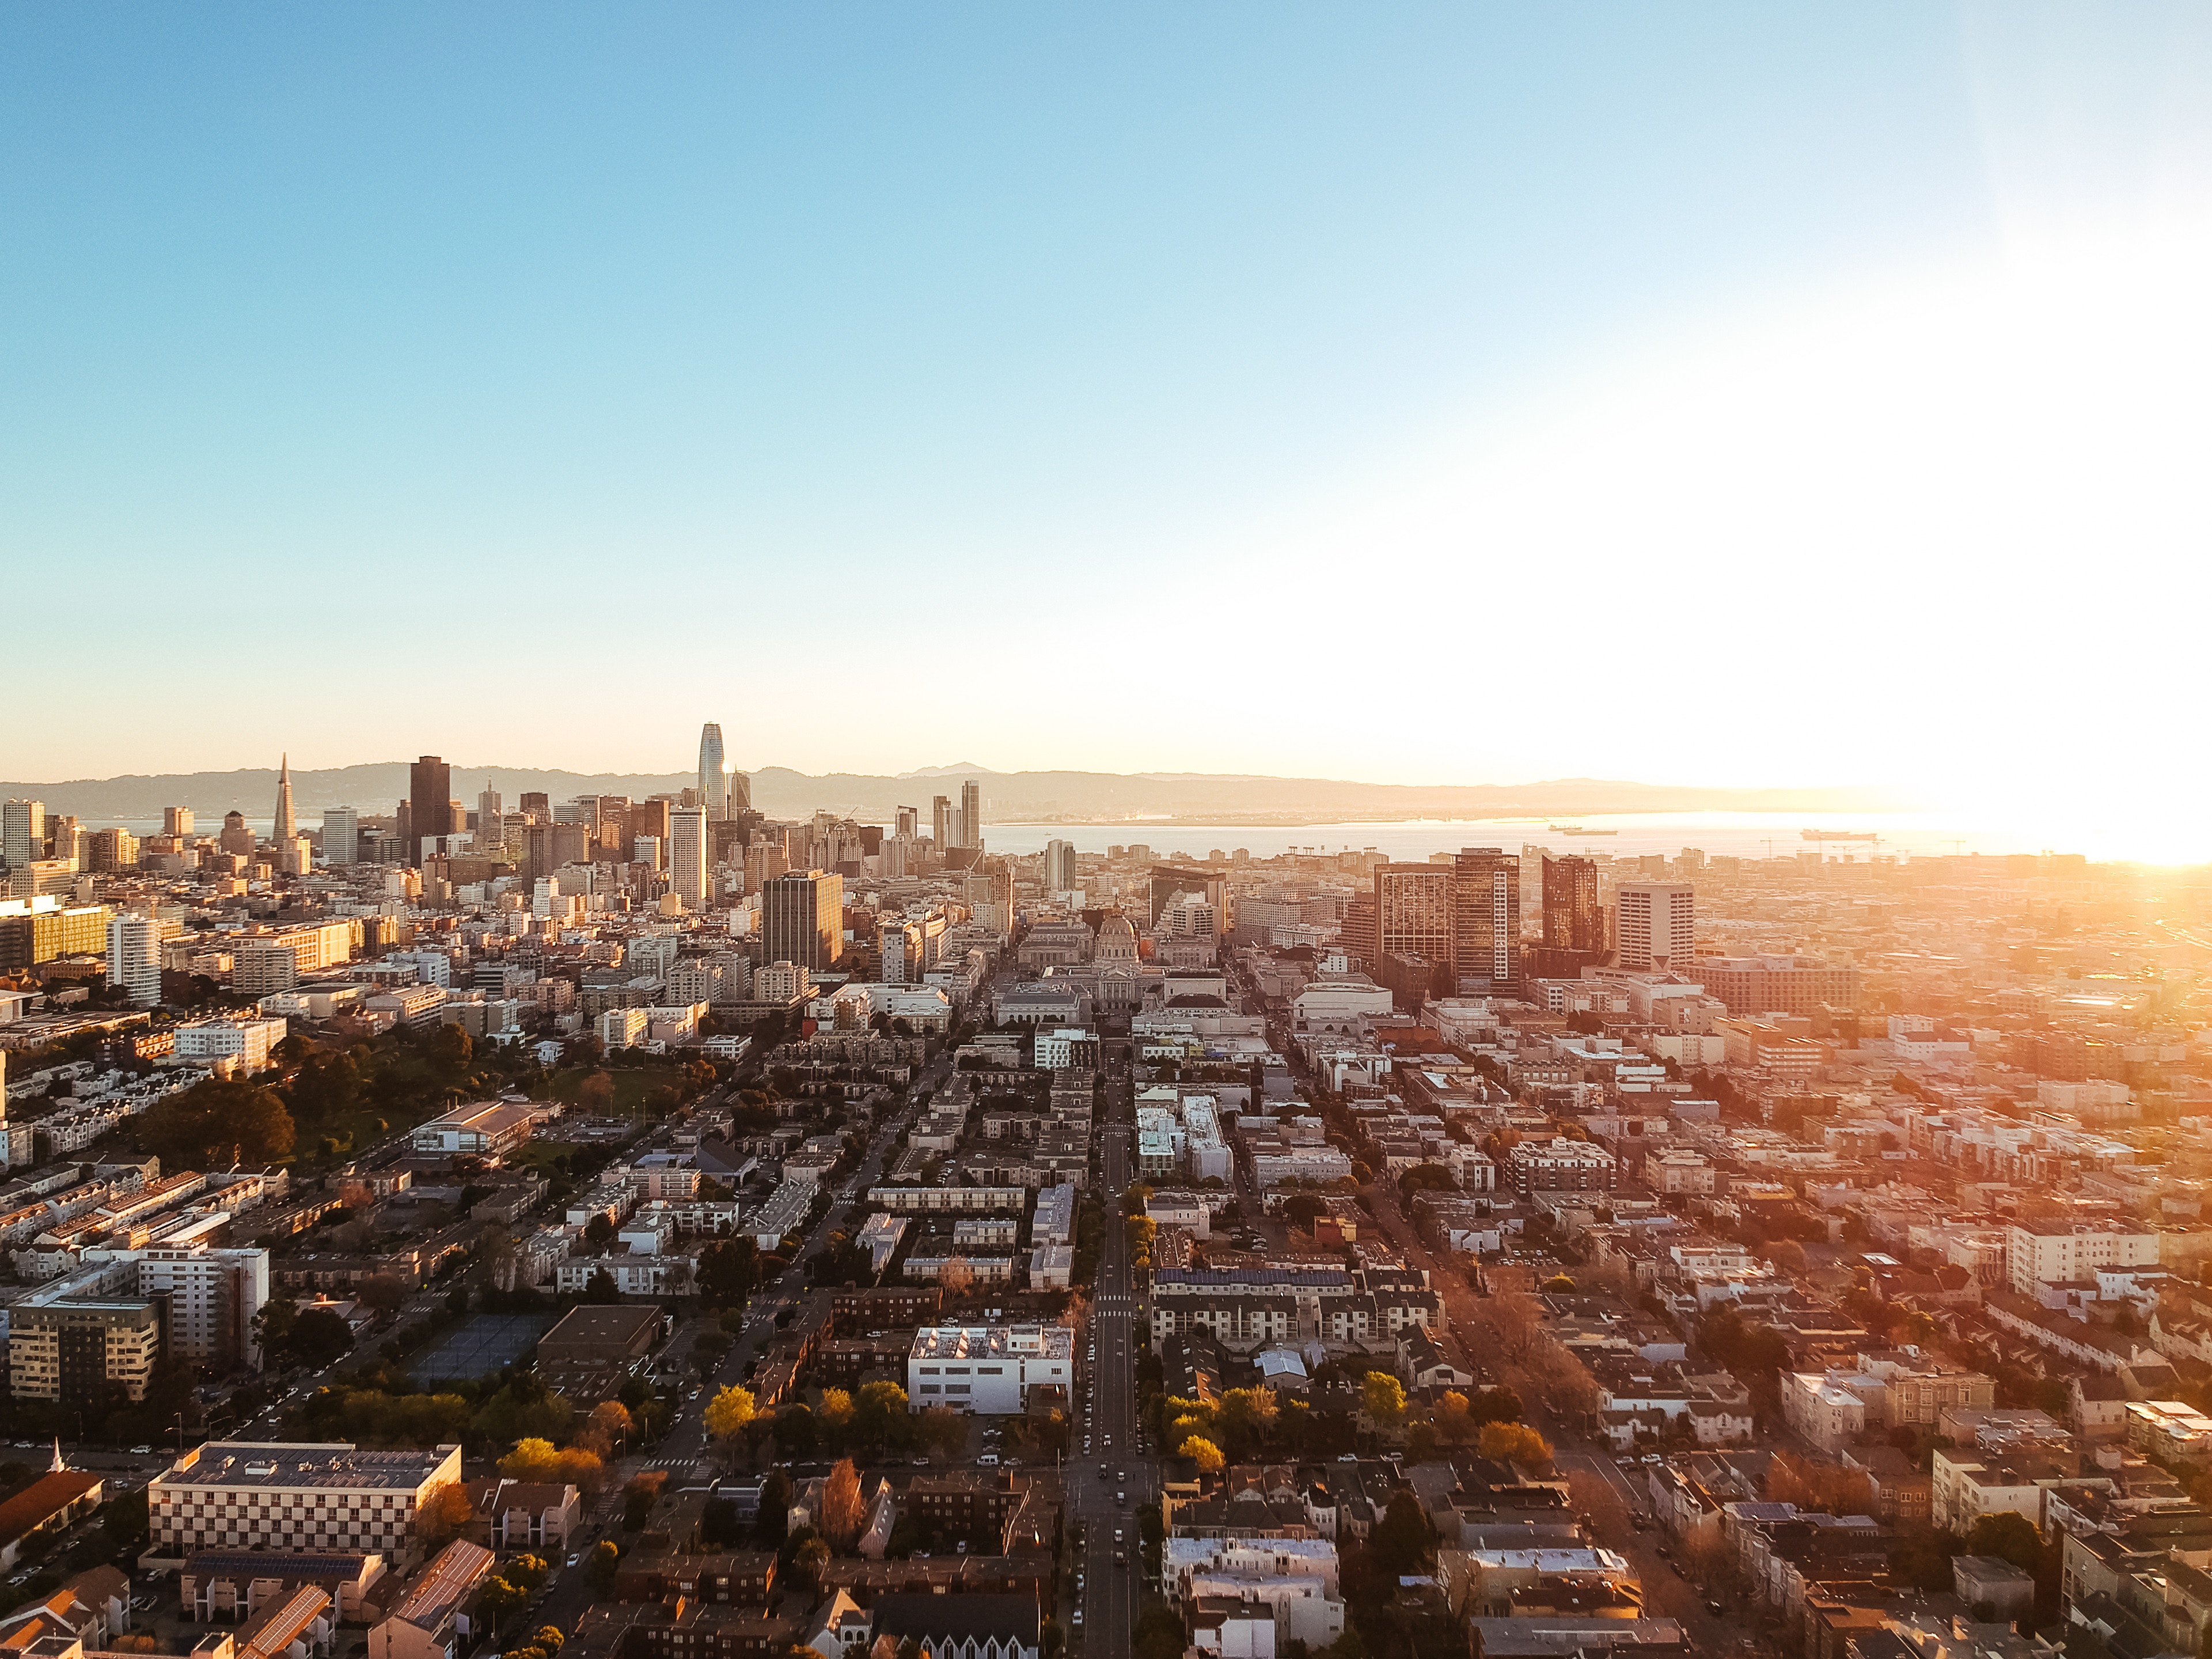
[1505,1137,1617,1194]
[907,1324,1073,1414]
[2006,1219,2161,1297]
[135,1247,272,1371]
[172,1018,288,1071]
[9,1299,161,1402]
[149,1441,464,1561]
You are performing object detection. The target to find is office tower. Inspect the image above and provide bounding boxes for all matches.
[762,869,845,970]
[627,799,671,861]
[743,841,787,893]
[727,770,752,815]
[1044,839,1076,891]
[880,920,921,985]
[896,806,919,840]
[593,797,631,851]
[107,913,161,1008]
[959,780,982,849]
[668,807,709,906]
[322,807,361,865]
[163,807,195,838]
[272,754,296,843]
[1,802,44,871]
[520,791,551,819]
[1542,856,1604,951]
[90,829,139,872]
[218,812,256,858]
[1617,880,1696,972]
[1339,893,1378,966]
[699,724,726,816]
[931,796,951,846]
[1450,847,1520,992]
[407,756,453,862]
[1372,862,1454,992]
[478,788,503,826]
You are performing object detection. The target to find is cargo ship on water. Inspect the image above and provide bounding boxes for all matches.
[1547,824,1618,836]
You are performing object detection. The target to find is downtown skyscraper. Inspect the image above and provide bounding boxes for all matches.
[667,806,709,908]
[272,754,296,843]
[697,723,726,817]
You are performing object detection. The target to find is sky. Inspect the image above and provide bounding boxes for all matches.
[6,5,2211,828]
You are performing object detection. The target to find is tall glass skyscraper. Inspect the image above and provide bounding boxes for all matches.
[699,723,726,817]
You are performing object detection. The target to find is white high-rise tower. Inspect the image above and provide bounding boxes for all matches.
[108,913,161,1008]
[669,807,709,907]
[1617,880,1696,973]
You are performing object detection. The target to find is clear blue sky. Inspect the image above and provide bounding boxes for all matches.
[7,6,2210,826]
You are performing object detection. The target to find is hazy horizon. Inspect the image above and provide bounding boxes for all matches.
[9,6,2212,830]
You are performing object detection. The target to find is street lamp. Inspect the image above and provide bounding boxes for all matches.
[174,1414,185,1457]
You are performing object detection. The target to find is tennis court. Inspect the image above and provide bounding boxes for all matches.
[409,1312,558,1383]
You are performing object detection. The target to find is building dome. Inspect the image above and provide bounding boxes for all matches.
[1094,910,1139,964]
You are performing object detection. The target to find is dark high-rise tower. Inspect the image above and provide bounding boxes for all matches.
[1451,846,1520,992]
[1542,855,1604,951]
[762,869,845,970]
[272,754,296,843]
[959,779,982,849]
[407,756,453,864]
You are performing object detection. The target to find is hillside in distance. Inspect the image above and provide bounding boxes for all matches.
[0,761,1904,825]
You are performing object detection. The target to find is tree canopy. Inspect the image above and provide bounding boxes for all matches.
[704,1385,757,1440]
[139,1079,295,1169]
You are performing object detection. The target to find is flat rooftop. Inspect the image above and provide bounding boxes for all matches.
[160,1443,456,1491]
[909,1324,1072,1361]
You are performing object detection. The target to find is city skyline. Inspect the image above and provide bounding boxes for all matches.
[6,7,2211,825]
[11,12,2212,1649]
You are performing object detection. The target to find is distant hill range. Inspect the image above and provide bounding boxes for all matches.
[0,762,1904,825]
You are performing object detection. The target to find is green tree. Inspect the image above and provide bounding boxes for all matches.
[138,1078,296,1168]
[1967,1511,2042,1574]
[582,1266,622,1304]
[1134,1607,1186,1659]
[287,1307,355,1369]
[1369,1489,1436,1577]
[477,1576,529,1633]
[1478,1422,1552,1466]
[704,1384,757,1441]
[1180,1436,1225,1472]
[1283,1193,1328,1232]
[852,1380,910,1448]
[786,1533,831,1600]
[1361,1372,1407,1431]
[699,1237,761,1307]
[775,1403,819,1456]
